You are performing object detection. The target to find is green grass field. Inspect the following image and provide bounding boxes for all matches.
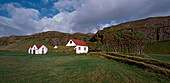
[0,52,169,82]
[147,54,170,63]
[143,40,170,55]
[49,46,75,54]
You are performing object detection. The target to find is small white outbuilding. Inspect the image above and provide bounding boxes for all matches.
[28,45,48,54]
[54,46,58,49]
[66,39,88,54]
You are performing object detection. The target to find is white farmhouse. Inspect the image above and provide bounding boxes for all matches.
[66,39,88,54]
[28,45,48,54]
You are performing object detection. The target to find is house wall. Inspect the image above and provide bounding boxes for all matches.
[28,48,32,54]
[75,45,88,54]
[38,45,48,54]
[66,40,76,46]
[32,45,38,54]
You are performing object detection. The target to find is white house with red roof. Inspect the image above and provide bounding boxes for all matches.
[66,39,88,54]
[28,45,48,54]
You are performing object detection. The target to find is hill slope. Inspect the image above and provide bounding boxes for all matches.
[94,16,170,43]
[0,16,170,53]
[143,40,170,54]
[0,31,93,46]
[48,46,75,54]
[90,16,170,53]
[0,39,53,52]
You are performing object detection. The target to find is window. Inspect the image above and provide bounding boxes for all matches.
[79,47,81,50]
[70,41,72,44]
[84,47,86,51]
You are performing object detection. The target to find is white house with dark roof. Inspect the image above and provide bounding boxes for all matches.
[66,39,88,54]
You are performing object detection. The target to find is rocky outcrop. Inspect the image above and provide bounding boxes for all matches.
[94,16,170,43]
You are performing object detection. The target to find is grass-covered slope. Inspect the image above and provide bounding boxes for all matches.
[147,54,170,63]
[143,40,170,55]
[0,39,54,52]
[49,46,75,54]
[90,16,170,53]
[0,31,94,47]
[0,52,169,82]
[88,52,170,78]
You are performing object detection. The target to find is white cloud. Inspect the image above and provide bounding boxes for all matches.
[0,3,40,36]
[98,21,118,30]
[53,0,86,12]
[5,3,39,20]
[39,11,76,33]
[1,0,170,36]
[0,16,25,36]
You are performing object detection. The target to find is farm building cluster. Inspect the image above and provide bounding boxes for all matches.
[28,45,48,54]
[28,39,88,54]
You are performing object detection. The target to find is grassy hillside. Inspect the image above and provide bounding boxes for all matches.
[143,40,170,55]
[89,52,170,78]
[0,31,93,47]
[0,39,54,52]
[0,52,169,82]
[147,54,170,63]
[90,16,170,54]
[49,46,75,54]
[119,53,170,63]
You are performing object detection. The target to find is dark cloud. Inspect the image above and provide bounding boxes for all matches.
[70,0,170,33]
[74,0,170,24]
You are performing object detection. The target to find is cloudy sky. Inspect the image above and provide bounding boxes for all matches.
[0,0,170,37]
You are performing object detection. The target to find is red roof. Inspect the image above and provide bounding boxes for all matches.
[30,45,42,49]
[36,45,42,49]
[71,39,88,46]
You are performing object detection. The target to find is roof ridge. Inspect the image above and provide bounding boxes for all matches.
[71,39,88,46]
[30,45,43,49]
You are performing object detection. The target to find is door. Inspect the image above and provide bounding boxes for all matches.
[42,50,44,54]
[42,48,44,54]
[75,48,76,54]
[33,50,35,54]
